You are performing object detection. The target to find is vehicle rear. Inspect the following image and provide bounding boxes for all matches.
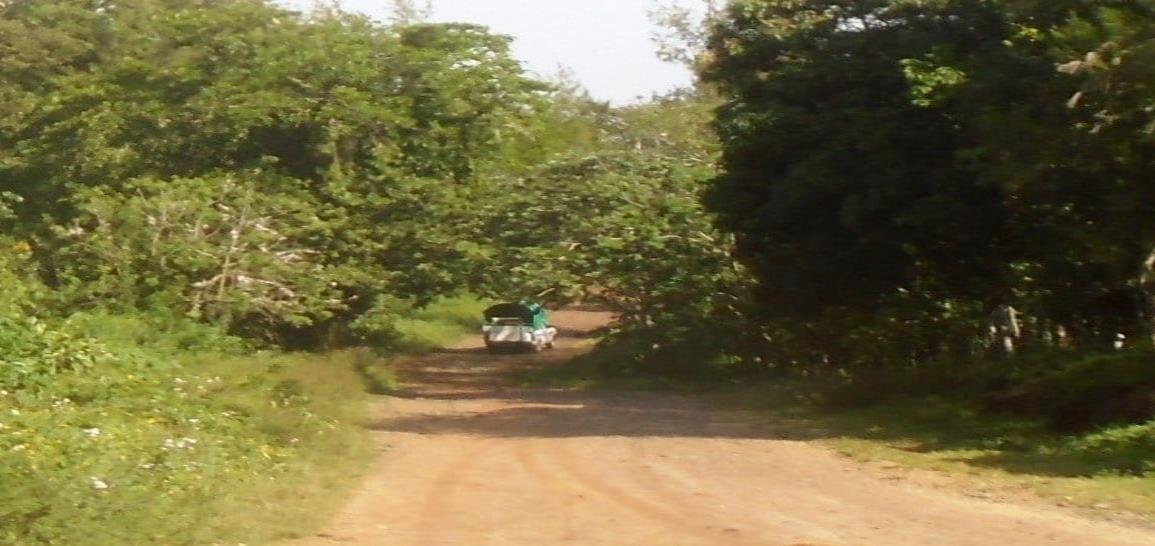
[482,319,537,352]
[481,302,558,353]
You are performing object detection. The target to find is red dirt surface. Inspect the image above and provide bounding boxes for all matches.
[289,311,1155,546]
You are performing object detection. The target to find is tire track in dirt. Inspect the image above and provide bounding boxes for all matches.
[615,439,848,545]
[412,440,504,546]
[519,440,757,545]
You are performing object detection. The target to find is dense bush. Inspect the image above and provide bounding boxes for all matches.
[0,245,372,543]
[1,355,375,544]
[987,351,1155,432]
[1,0,553,344]
[1066,420,1155,476]
[700,0,1155,382]
[0,319,374,545]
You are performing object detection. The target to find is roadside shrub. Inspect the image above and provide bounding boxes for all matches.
[986,351,1155,431]
[0,316,117,392]
[351,294,487,352]
[0,347,372,545]
[65,310,249,356]
[1065,420,1155,475]
[813,363,972,409]
[0,253,373,544]
[596,320,739,379]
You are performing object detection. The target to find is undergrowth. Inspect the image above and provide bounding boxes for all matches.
[350,295,487,353]
[0,287,484,544]
[0,314,378,545]
[808,399,1155,515]
[388,295,488,352]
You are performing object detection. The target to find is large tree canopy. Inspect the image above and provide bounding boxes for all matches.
[702,0,1155,361]
[0,0,738,354]
[702,0,1019,314]
[0,0,557,340]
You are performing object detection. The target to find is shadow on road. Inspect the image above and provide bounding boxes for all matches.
[369,339,828,442]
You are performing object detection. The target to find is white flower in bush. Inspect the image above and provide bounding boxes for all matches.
[163,437,198,450]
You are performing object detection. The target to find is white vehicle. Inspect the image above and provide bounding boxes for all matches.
[482,302,558,353]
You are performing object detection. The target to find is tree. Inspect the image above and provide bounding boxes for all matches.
[54,174,345,340]
[703,0,1012,317]
[388,0,433,25]
[701,0,1155,370]
[0,0,559,344]
[466,150,750,374]
[1045,0,1155,345]
[650,0,722,70]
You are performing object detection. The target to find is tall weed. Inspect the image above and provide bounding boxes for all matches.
[0,347,375,545]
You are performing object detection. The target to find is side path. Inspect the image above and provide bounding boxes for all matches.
[287,310,1155,546]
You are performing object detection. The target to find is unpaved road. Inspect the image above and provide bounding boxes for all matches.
[291,311,1155,546]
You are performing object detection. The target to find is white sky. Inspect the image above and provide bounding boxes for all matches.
[278,0,698,104]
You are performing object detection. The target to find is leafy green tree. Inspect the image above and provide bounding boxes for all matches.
[0,0,560,343]
[432,149,751,374]
[703,0,1012,316]
[1042,1,1155,344]
[54,174,344,338]
[702,0,1155,370]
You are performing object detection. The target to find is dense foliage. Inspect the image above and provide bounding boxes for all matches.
[702,0,1155,376]
[0,245,372,544]
[0,0,735,351]
[3,0,1151,386]
[1,0,559,343]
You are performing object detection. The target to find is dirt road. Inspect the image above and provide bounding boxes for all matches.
[291,311,1155,546]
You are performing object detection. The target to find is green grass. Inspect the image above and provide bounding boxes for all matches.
[711,383,1155,516]
[173,351,381,544]
[388,295,489,352]
[0,348,382,545]
[0,298,505,546]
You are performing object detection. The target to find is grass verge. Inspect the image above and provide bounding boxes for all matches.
[713,383,1155,517]
[387,295,489,352]
[0,348,380,545]
[1,296,490,545]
